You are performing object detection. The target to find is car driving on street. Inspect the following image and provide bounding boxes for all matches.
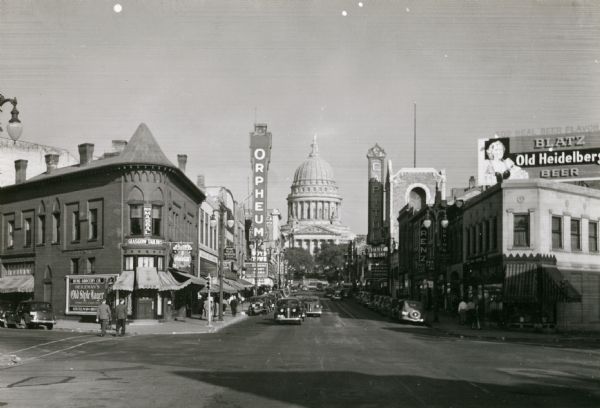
[274,298,303,325]
[301,296,323,317]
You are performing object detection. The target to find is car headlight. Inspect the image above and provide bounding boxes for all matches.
[292,309,296,312]
[279,308,284,313]
[402,311,408,316]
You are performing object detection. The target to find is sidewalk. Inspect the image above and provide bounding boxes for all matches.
[54,312,248,336]
[429,311,600,348]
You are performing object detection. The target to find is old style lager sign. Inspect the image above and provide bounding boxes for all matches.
[65,274,117,315]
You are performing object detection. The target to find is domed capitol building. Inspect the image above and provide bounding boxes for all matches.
[281,135,355,254]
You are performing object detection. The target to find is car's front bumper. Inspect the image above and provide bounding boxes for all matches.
[275,315,302,323]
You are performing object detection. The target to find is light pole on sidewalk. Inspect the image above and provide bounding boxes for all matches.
[211,207,235,321]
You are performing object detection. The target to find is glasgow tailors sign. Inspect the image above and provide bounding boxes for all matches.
[478,130,600,186]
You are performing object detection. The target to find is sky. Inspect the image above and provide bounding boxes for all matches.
[1,0,599,235]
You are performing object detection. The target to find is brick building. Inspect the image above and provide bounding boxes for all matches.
[0,123,205,320]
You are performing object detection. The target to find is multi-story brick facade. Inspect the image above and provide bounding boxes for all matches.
[0,123,205,320]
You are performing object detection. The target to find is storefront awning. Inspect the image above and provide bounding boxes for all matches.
[158,270,193,291]
[504,263,537,302]
[236,278,254,288]
[541,266,582,302]
[172,270,207,286]
[112,270,134,291]
[0,275,34,293]
[200,278,238,294]
[136,267,161,289]
[224,278,246,291]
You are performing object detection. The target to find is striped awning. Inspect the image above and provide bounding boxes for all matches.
[200,278,238,294]
[157,271,193,291]
[504,263,538,302]
[540,266,582,302]
[112,270,134,291]
[0,275,34,293]
[172,270,207,286]
[136,267,161,289]
[236,278,254,288]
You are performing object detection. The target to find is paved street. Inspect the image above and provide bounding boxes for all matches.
[1,295,599,408]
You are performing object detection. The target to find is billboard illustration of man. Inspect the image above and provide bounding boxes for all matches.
[482,138,529,185]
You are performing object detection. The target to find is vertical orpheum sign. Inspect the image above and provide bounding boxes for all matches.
[250,123,272,261]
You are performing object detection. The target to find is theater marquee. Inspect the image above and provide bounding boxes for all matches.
[477,131,600,186]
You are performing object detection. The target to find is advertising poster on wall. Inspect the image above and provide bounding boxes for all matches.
[477,128,600,186]
[65,274,118,315]
[172,242,193,271]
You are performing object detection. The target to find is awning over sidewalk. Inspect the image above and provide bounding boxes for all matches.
[112,270,134,291]
[224,278,245,291]
[0,275,34,293]
[136,267,161,289]
[235,278,254,288]
[200,278,238,294]
[158,271,193,291]
[172,270,207,286]
[504,263,582,303]
[541,266,582,302]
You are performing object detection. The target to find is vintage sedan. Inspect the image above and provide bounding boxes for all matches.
[247,296,269,316]
[397,299,425,325]
[274,298,303,325]
[6,301,56,330]
[301,296,323,317]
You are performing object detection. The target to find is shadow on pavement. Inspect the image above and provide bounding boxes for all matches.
[171,370,600,408]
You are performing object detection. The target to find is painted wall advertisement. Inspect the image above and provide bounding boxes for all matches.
[477,127,600,186]
[65,274,118,315]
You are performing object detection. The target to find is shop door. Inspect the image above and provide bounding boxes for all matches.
[136,297,154,319]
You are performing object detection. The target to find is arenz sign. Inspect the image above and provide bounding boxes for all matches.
[65,274,117,315]
[478,129,600,186]
[250,124,272,243]
[418,227,428,263]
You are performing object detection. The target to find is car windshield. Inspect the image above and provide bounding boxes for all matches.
[29,302,52,311]
[277,299,300,308]
[405,301,422,309]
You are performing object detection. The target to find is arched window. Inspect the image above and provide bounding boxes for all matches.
[408,188,426,211]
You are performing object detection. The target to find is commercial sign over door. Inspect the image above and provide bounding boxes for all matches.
[172,242,193,271]
[478,128,600,186]
[65,274,118,315]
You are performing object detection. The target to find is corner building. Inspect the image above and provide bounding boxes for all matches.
[0,123,204,320]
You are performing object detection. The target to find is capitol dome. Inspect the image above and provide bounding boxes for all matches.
[292,137,336,186]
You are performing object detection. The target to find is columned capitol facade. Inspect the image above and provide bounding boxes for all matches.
[282,135,355,255]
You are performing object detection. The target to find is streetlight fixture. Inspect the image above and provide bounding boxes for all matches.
[210,209,236,321]
[0,93,23,143]
[421,207,448,323]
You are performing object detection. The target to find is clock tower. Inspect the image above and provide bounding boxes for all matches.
[367,144,386,245]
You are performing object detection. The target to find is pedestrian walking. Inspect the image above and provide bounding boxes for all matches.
[96,299,112,337]
[466,299,475,328]
[230,295,239,317]
[458,299,468,325]
[114,299,127,336]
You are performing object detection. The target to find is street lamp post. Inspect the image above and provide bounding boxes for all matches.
[210,208,235,321]
[422,206,448,323]
[0,93,23,142]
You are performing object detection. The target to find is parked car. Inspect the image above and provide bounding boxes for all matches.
[397,300,425,324]
[6,301,56,330]
[331,289,343,300]
[0,301,16,328]
[274,298,303,325]
[301,296,323,317]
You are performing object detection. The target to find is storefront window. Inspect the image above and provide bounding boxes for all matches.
[552,216,562,249]
[513,214,529,247]
[130,204,142,235]
[124,256,134,270]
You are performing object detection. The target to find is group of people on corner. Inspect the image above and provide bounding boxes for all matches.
[457,298,481,330]
[200,293,243,320]
[96,298,128,337]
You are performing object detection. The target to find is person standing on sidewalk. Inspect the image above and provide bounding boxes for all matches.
[114,299,127,336]
[458,299,468,325]
[96,299,112,337]
[230,295,239,317]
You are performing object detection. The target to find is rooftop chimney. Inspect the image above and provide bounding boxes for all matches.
[177,154,187,172]
[112,140,127,153]
[197,175,205,189]
[14,160,27,184]
[45,154,59,174]
[78,143,94,165]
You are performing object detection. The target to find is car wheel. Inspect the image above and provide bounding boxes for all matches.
[45,324,53,330]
